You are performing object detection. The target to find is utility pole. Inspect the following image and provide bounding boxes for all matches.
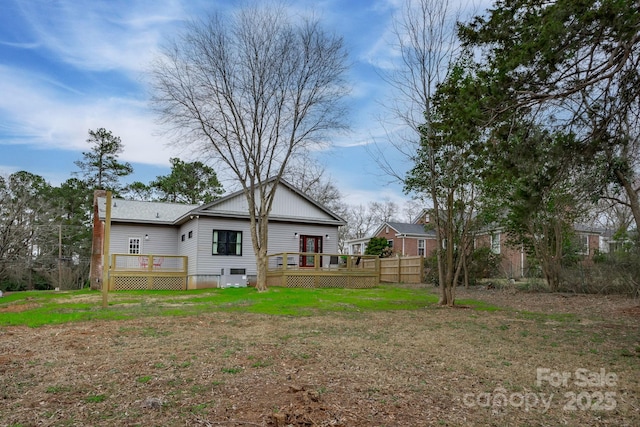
[58,224,62,289]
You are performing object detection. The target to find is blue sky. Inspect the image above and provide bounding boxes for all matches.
[0,0,487,207]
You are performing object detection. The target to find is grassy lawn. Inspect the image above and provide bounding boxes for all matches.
[0,285,638,426]
[0,286,449,327]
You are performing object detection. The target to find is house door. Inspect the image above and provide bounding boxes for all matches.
[299,235,323,267]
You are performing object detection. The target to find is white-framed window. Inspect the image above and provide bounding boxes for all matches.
[418,239,425,256]
[387,239,394,248]
[212,230,242,256]
[491,232,501,254]
[128,237,141,254]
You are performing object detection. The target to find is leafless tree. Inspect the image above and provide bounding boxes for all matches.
[370,0,474,305]
[342,200,399,242]
[368,0,463,183]
[403,199,427,223]
[0,172,53,287]
[284,153,351,252]
[369,200,399,224]
[284,153,345,214]
[150,4,349,291]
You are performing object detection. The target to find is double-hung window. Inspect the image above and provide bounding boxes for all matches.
[212,230,242,256]
[491,232,501,254]
[579,234,589,255]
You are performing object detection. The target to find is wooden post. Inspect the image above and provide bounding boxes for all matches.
[147,254,153,289]
[101,191,112,308]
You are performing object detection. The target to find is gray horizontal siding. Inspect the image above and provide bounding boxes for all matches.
[195,217,256,275]
[268,222,339,254]
[191,219,339,276]
[177,221,199,275]
[202,184,337,223]
[109,224,179,256]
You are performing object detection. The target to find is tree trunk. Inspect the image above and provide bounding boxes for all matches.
[615,169,640,234]
[462,249,469,289]
[440,284,454,306]
[439,191,456,306]
[255,248,268,292]
[253,211,270,292]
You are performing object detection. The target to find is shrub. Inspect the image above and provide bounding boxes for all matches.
[468,247,502,283]
[423,247,503,287]
[559,249,640,296]
[0,279,27,292]
[365,237,390,257]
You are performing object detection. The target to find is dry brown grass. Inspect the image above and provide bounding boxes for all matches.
[0,285,638,426]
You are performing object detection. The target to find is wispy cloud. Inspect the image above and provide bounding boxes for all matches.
[2,0,495,206]
[14,0,188,74]
[0,65,177,166]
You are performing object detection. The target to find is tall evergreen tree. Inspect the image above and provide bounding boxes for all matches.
[150,158,223,204]
[74,128,133,192]
[460,0,640,231]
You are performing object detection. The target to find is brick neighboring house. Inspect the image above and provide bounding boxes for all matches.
[474,225,612,278]
[346,205,612,279]
[346,212,437,257]
[473,230,525,278]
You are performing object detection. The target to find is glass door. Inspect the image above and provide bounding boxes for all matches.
[299,235,323,267]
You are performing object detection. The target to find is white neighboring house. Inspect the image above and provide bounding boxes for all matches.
[92,179,345,289]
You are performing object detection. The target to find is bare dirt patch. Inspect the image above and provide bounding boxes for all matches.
[0,302,40,313]
[1,287,638,426]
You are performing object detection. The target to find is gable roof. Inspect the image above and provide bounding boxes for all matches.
[98,178,345,226]
[183,178,345,225]
[373,221,435,238]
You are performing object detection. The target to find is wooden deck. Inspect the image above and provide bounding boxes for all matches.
[104,253,415,291]
[107,254,188,290]
[266,253,380,288]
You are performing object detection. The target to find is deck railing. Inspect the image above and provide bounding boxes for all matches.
[267,253,380,288]
[108,254,188,290]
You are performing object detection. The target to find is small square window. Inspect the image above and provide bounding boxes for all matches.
[181,234,185,242]
[188,230,193,239]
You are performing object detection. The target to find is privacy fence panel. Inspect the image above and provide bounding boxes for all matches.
[379,256,425,284]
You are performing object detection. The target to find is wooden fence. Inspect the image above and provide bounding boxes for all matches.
[266,253,380,288]
[378,256,425,284]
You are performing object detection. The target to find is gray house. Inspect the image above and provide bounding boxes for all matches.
[92,179,345,289]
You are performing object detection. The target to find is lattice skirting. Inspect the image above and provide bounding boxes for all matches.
[111,275,186,291]
[266,274,377,289]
